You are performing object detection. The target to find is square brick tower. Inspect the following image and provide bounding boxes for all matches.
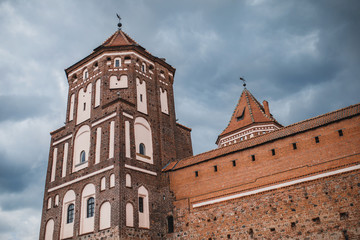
[39,27,192,239]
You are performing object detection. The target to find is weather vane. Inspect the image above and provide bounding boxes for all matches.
[240,77,246,88]
[116,13,122,30]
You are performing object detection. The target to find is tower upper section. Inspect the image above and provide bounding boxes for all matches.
[216,88,282,147]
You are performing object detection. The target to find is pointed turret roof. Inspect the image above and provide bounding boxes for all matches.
[101,30,138,47]
[217,88,282,143]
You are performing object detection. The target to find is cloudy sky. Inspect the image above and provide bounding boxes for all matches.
[0,0,359,239]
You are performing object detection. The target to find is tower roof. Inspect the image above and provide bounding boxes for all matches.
[217,88,282,142]
[101,30,138,47]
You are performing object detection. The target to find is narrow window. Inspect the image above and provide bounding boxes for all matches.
[115,59,120,67]
[195,171,199,177]
[292,143,297,150]
[338,129,343,137]
[315,136,319,143]
[141,63,146,73]
[139,197,144,213]
[167,216,174,233]
[83,102,86,111]
[271,149,275,156]
[80,151,86,163]
[232,160,236,167]
[67,204,74,223]
[140,94,143,102]
[214,165,218,172]
[87,197,95,218]
[139,143,146,155]
[251,155,255,161]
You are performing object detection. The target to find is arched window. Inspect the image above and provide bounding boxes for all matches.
[110,174,115,188]
[80,184,95,234]
[126,174,132,188]
[167,215,174,233]
[44,219,54,240]
[87,197,95,218]
[139,143,146,155]
[67,204,74,223]
[100,177,106,191]
[138,186,149,228]
[73,125,90,172]
[61,190,75,239]
[134,117,153,164]
[126,203,134,227]
[80,151,86,163]
[99,201,111,230]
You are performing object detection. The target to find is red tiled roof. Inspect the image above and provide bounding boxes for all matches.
[101,30,138,47]
[218,89,281,139]
[163,102,360,172]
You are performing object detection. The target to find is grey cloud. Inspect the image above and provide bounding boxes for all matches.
[0,95,52,121]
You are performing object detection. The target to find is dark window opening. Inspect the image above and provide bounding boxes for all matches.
[251,155,255,161]
[214,165,218,172]
[312,217,320,224]
[87,197,95,218]
[195,171,199,177]
[94,62,98,68]
[232,160,236,167]
[167,216,174,233]
[107,57,111,61]
[80,151,86,163]
[67,204,74,223]
[227,234,231,239]
[139,197,144,213]
[83,102,86,111]
[292,143,297,150]
[338,129,343,137]
[271,149,276,156]
[236,108,246,121]
[340,212,349,220]
[315,136,319,143]
[139,143,146,155]
[140,94,143,102]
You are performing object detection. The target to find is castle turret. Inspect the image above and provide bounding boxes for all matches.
[216,88,282,147]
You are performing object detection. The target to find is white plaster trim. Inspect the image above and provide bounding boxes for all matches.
[91,112,117,127]
[135,69,152,80]
[219,124,280,146]
[122,112,133,119]
[124,164,157,176]
[192,164,360,208]
[48,165,114,192]
[53,134,72,146]
[159,80,169,86]
[68,52,154,77]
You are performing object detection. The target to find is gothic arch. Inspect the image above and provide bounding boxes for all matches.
[80,183,95,234]
[73,125,91,172]
[60,190,76,239]
[44,218,54,240]
[134,117,153,164]
[99,201,111,230]
[138,186,150,228]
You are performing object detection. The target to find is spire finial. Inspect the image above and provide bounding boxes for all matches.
[116,13,122,30]
[240,77,246,88]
